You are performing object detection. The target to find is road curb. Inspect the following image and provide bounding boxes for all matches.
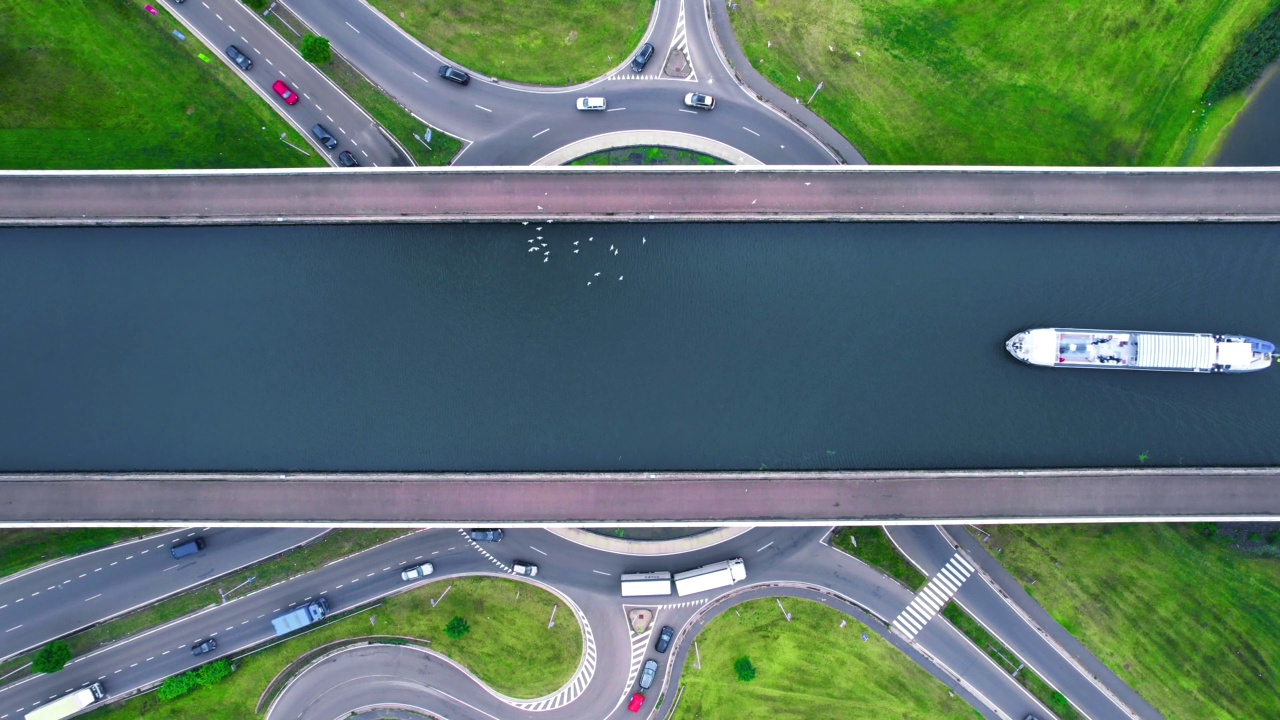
[545,527,751,556]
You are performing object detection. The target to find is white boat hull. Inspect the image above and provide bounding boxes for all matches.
[1006,328,1274,373]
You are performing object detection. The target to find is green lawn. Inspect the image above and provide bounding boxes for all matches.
[673,598,977,720]
[976,524,1280,719]
[0,529,156,579]
[569,147,727,166]
[82,576,580,720]
[0,0,324,169]
[727,0,1277,165]
[833,527,926,590]
[367,0,653,85]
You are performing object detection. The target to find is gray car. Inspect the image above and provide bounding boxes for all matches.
[311,124,338,150]
[638,659,658,690]
[224,45,252,71]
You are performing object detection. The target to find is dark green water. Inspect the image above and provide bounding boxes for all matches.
[1,222,1277,472]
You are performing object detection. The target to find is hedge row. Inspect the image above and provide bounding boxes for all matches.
[1206,4,1280,102]
[156,659,234,701]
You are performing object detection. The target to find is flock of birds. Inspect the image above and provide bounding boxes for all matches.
[519,220,646,286]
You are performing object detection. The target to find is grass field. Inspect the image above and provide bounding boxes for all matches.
[832,527,926,590]
[673,598,977,720]
[0,529,156,579]
[976,523,1280,719]
[569,147,726,166]
[0,0,324,169]
[727,0,1278,165]
[82,576,580,720]
[367,0,653,85]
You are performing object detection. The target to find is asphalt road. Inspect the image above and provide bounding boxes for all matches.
[0,527,1139,720]
[164,0,404,166]
[284,0,838,165]
[6,169,1280,224]
[0,528,323,662]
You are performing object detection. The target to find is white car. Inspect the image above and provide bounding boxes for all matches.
[512,561,539,577]
[400,562,434,581]
[576,97,607,111]
[683,92,715,110]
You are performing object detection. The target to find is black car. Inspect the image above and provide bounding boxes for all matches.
[631,42,654,73]
[438,65,470,85]
[224,45,252,71]
[338,150,359,167]
[468,528,503,542]
[311,124,337,149]
[655,625,674,653]
[190,638,216,656]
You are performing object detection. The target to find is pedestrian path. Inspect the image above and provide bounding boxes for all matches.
[892,553,974,640]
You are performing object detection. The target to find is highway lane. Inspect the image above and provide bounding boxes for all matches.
[163,0,404,166]
[285,0,837,164]
[899,526,1166,720]
[0,528,322,663]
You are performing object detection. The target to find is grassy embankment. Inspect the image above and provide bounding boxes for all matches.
[976,523,1280,719]
[0,0,323,169]
[833,527,1081,719]
[261,4,462,165]
[0,529,156,579]
[82,576,580,720]
[673,597,977,720]
[569,147,727,166]
[727,0,1278,164]
[0,531,405,682]
[367,0,653,85]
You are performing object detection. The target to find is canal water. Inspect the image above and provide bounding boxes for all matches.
[1,222,1278,472]
[1215,65,1280,165]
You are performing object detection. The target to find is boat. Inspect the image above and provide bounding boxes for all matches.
[1005,328,1275,373]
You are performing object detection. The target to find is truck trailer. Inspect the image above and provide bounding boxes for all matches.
[673,559,746,596]
[24,683,104,720]
[271,597,330,636]
[620,571,673,597]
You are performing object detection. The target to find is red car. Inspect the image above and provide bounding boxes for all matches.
[628,693,645,712]
[272,80,299,105]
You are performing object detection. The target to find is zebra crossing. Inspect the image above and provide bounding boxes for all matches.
[892,553,975,640]
[667,0,697,81]
[623,623,654,690]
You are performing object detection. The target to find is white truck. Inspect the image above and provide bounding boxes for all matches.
[673,558,747,596]
[271,597,329,636]
[24,683,104,720]
[620,571,673,597]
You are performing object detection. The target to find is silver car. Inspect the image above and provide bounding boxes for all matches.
[639,659,658,690]
[400,562,434,581]
[512,561,538,577]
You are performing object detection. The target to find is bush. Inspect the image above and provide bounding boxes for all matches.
[300,35,333,65]
[1206,6,1280,101]
[196,659,234,686]
[445,616,471,639]
[734,656,756,682]
[240,0,269,9]
[157,672,199,701]
[32,642,71,674]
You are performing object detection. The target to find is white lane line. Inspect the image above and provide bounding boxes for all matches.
[163,565,178,572]
[84,594,102,602]
[742,126,760,136]
[145,657,154,662]
[678,108,698,114]
[0,604,6,610]
[4,625,21,633]
[606,107,626,112]
[78,574,86,578]
[30,592,38,597]
[129,663,138,668]
[411,72,430,84]
[161,651,170,655]
[345,21,361,33]
[474,105,492,112]
[109,562,117,567]
[591,570,610,576]
[415,556,424,560]
[532,128,550,138]
[215,13,222,20]
[383,567,391,572]
[529,546,547,556]
[94,568,101,572]
[125,556,133,561]
[756,541,774,552]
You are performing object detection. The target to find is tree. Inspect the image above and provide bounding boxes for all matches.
[734,656,756,682]
[196,659,234,686]
[300,35,332,65]
[32,641,71,674]
[445,616,471,639]
[240,0,269,9]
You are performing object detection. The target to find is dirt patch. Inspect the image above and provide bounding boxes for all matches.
[565,30,578,45]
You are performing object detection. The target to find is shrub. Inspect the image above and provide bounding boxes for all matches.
[196,659,234,686]
[240,0,269,9]
[157,672,199,701]
[300,35,333,65]
[32,642,71,674]
[734,656,756,682]
[1206,6,1280,101]
[445,616,471,639]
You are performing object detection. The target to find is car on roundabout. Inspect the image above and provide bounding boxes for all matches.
[438,65,470,85]
[683,92,715,110]
[400,562,433,581]
[631,42,654,73]
[576,97,607,111]
[639,659,659,690]
[655,625,674,653]
[468,528,503,542]
[338,150,359,167]
[628,692,645,712]
[512,561,538,576]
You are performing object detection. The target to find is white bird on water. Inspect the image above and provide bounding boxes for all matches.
[614,249,618,256]
[541,243,548,247]
[574,249,580,253]
[609,244,615,251]
[594,272,601,276]
[587,281,592,286]
[522,221,529,225]
[573,241,579,245]
[544,251,550,256]
[537,227,542,231]
[544,257,549,263]
[642,237,646,244]
[588,237,593,242]
[537,236,543,240]
[619,275,624,281]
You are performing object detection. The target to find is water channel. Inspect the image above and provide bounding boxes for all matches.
[1,222,1278,472]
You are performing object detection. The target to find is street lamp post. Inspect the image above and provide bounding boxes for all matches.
[279,133,310,156]
[219,576,255,603]
[807,81,824,105]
